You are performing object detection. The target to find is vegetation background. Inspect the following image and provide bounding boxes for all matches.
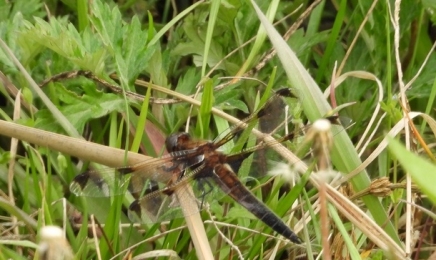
[0,0,436,259]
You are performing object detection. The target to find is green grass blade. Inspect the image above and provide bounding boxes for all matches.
[237,0,279,76]
[329,204,361,259]
[195,79,214,138]
[131,86,152,152]
[388,137,436,204]
[251,0,401,244]
[315,0,347,82]
[201,0,221,76]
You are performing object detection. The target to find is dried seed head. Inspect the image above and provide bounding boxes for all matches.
[38,226,73,260]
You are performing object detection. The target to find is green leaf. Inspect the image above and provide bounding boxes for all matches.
[123,16,156,82]
[221,99,249,113]
[195,79,214,138]
[201,0,220,76]
[172,13,224,69]
[20,17,106,72]
[175,67,201,95]
[387,137,436,204]
[0,13,31,70]
[214,86,248,113]
[227,206,256,220]
[1,0,44,21]
[35,90,125,133]
[90,1,123,52]
[90,1,155,83]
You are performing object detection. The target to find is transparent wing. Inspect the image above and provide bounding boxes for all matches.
[212,88,303,149]
[229,115,352,180]
[125,116,352,223]
[70,86,350,226]
[127,165,207,223]
[69,150,204,197]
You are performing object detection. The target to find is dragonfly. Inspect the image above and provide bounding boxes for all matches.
[70,88,341,244]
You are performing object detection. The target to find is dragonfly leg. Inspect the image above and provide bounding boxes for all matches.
[196,178,215,210]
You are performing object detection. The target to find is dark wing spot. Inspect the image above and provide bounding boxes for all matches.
[117,167,134,175]
[275,88,293,97]
[72,172,90,190]
[129,200,141,215]
[325,115,340,125]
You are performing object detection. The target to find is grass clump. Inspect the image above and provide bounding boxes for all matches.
[0,0,436,259]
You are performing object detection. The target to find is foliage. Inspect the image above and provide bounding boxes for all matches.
[0,0,435,259]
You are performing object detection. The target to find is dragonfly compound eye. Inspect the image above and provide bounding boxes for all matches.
[165,132,191,152]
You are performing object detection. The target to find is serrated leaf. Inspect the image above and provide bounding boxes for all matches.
[2,0,44,21]
[175,68,201,95]
[123,16,156,81]
[35,93,125,133]
[171,13,225,69]
[90,1,123,51]
[0,12,27,70]
[90,1,155,83]
[20,17,106,71]
[214,86,241,105]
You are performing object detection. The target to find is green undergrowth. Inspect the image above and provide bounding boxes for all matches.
[0,0,436,259]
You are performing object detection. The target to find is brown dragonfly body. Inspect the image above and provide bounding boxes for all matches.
[153,130,302,243]
[70,88,337,244]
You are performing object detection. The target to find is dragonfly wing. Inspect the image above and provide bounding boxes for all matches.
[69,160,170,197]
[127,163,212,223]
[69,169,131,197]
[212,88,302,149]
[127,169,203,223]
[70,151,204,197]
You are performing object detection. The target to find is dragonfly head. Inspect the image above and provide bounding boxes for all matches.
[166,132,191,152]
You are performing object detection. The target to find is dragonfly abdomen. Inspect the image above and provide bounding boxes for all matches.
[212,164,301,243]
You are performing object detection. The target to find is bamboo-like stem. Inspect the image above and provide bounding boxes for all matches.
[0,120,145,167]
